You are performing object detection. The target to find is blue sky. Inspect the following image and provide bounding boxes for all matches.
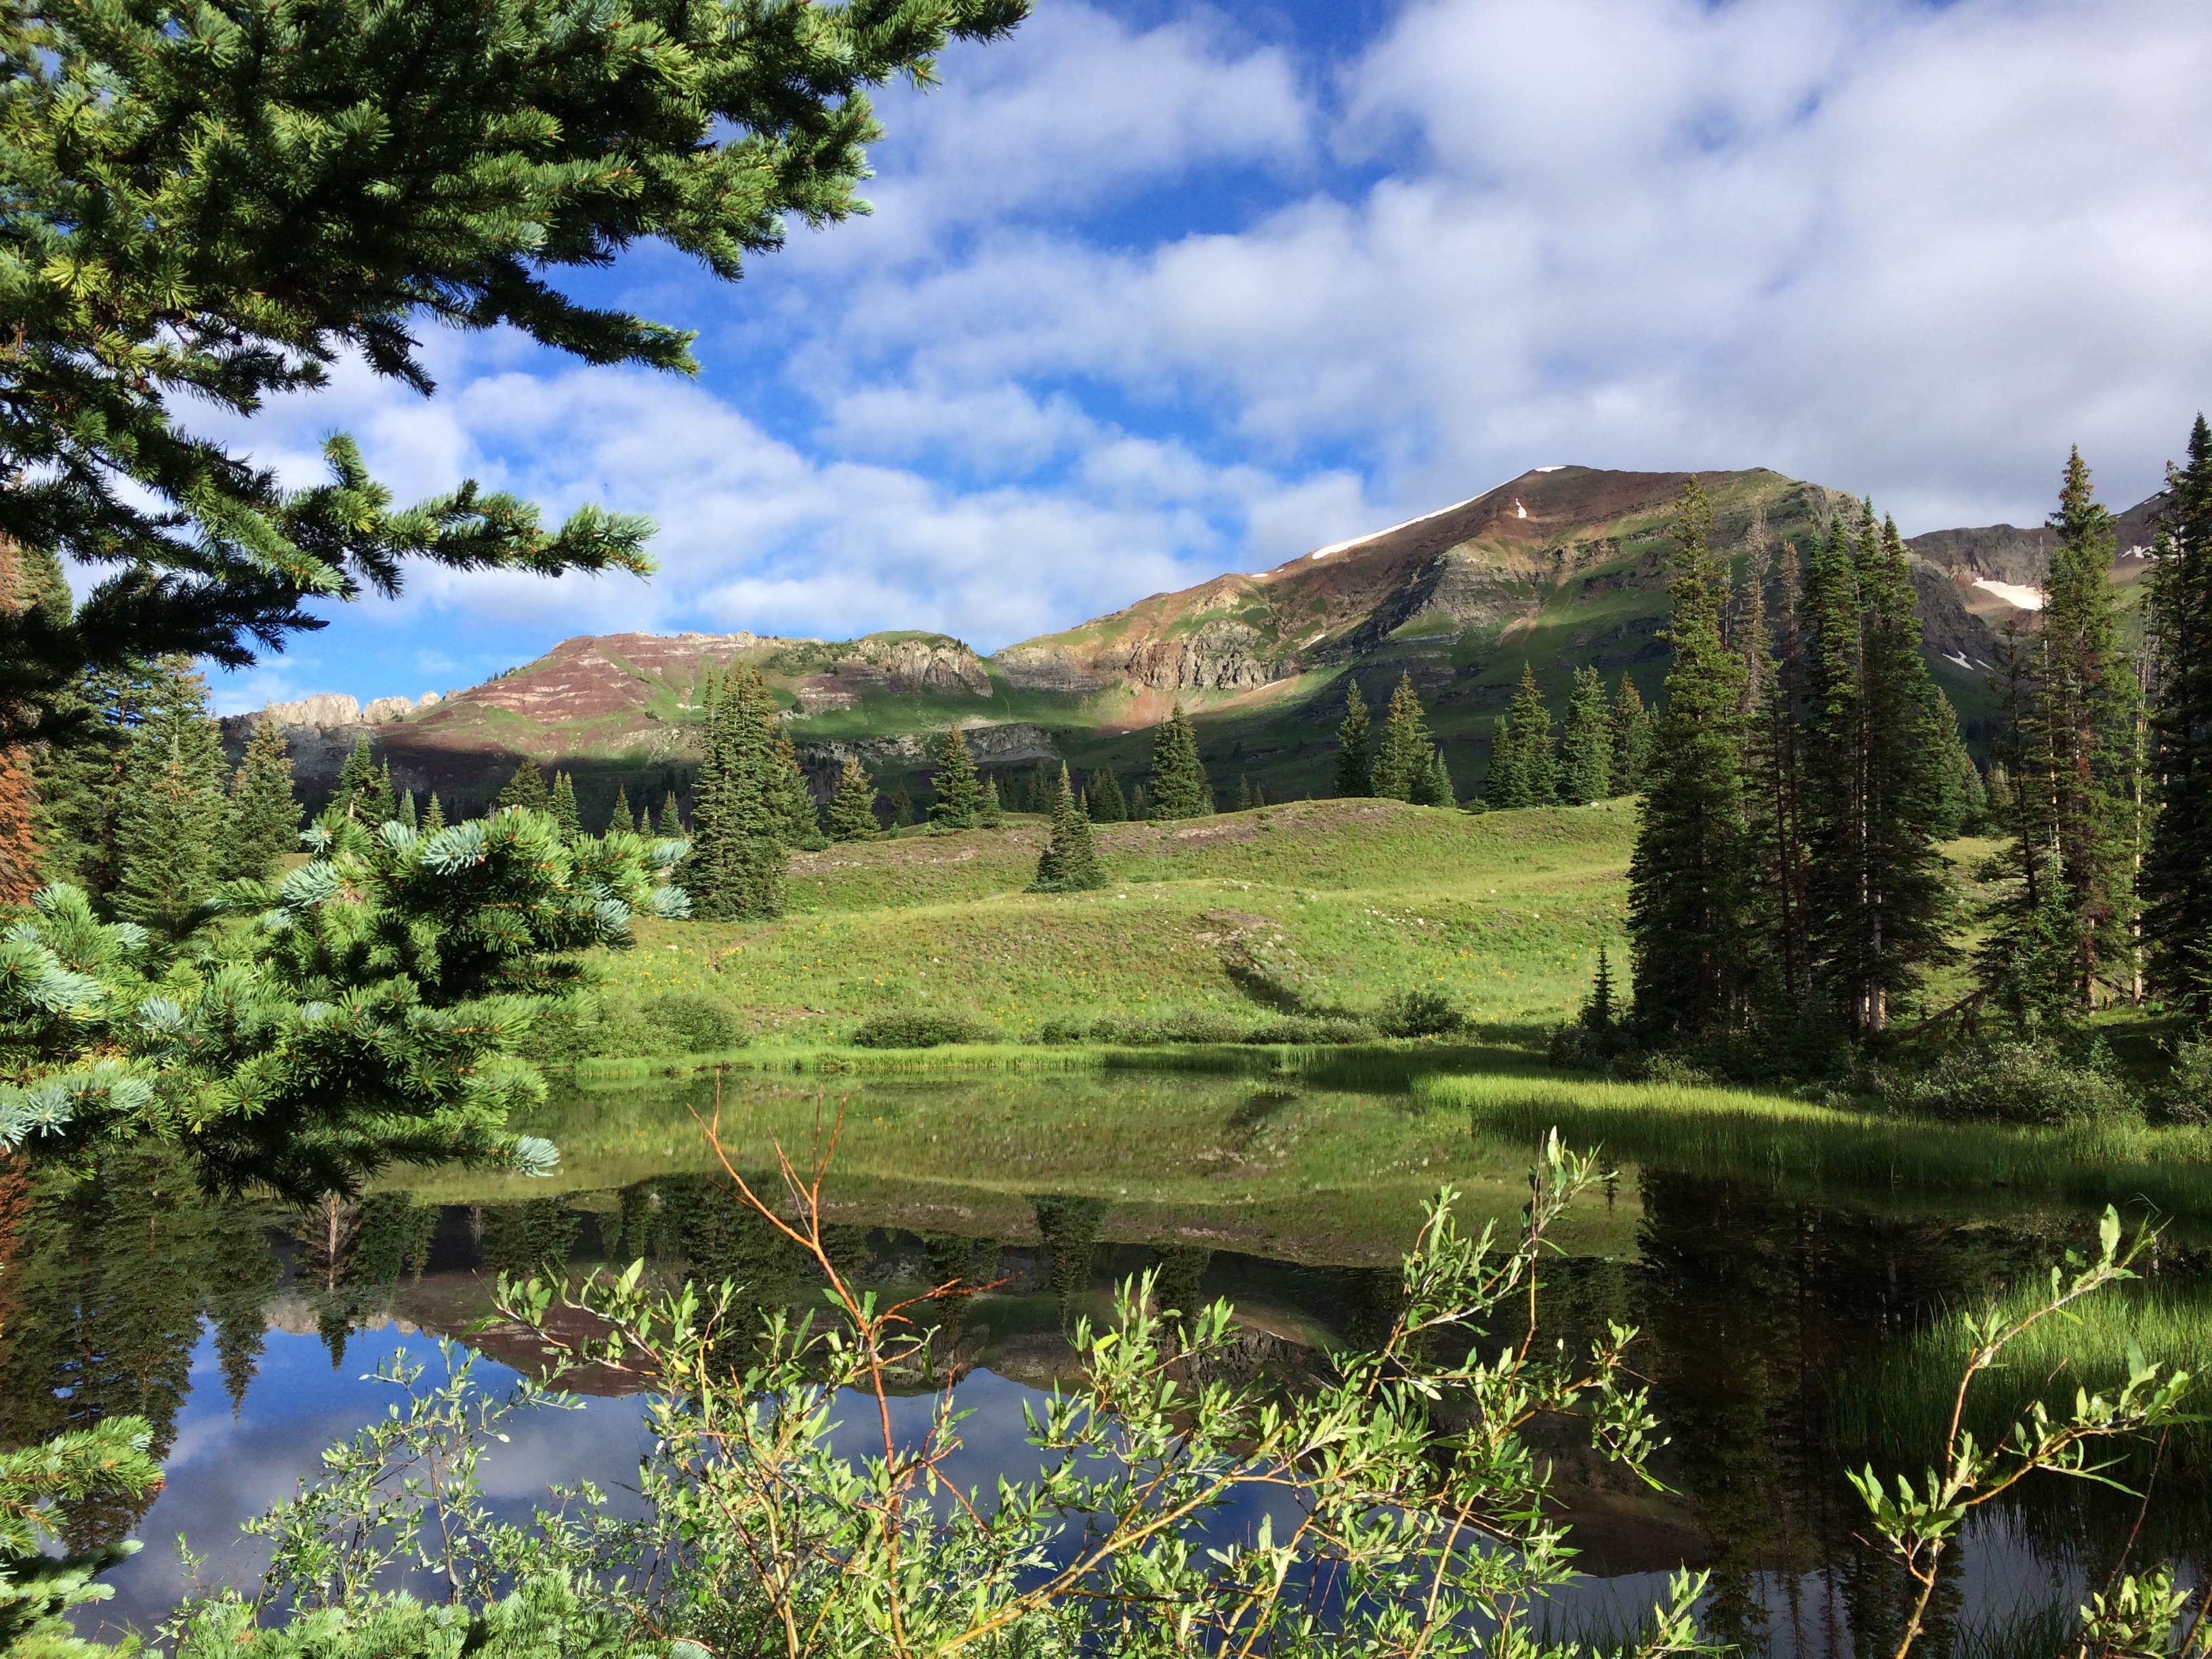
[205,0,2212,713]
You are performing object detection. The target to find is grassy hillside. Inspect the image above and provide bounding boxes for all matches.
[586,797,1635,1050]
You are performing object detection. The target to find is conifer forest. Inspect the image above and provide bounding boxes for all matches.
[1,3,2209,1656]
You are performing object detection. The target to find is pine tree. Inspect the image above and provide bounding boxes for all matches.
[1235,775,1255,811]
[658,791,684,837]
[607,783,633,836]
[1334,680,1373,797]
[684,668,786,921]
[771,733,821,848]
[371,761,400,825]
[1422,745,1456,809]
[334,737,381,820]
[112,670,228,935]
[928,726,983,829]
[1740,541,1811,1009]
[550,770,581,841]
[221,716,301,882]
[422,792,447,833]
[978,777,1005,827]
[1609,676,1654,796]
[2145,414,2212,1017]
[1128,782,1149,821]
[1148,703,1212,819]
[825,756,882,842]
[2034,447,2144,1005]
[1627,478,1750,1041]
[1581,944,1619,1032]
[1088,769,1128,823]
[496,758,548,816]
[1372,675,1435,802]
[1558,666,1612,804]
[1029,764,1105,893]
[396,787,419,829]
[888,781,916,827]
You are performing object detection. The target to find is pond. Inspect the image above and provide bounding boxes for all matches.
[8,1064,2207,1655]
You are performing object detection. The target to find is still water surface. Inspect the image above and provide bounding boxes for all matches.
[7,1066,2205,1654]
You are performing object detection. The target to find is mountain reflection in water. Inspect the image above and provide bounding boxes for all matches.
[2,1073,2205,1655]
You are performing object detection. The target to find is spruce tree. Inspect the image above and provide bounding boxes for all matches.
[1484,716,1526,808]
[684,667,786,921]
[1740,541,1811,1009]
[496,758,548,816]
[1148,703,1212,819]
[395,787,417,830]
[2034,447,2143,1005]
[928,726,983,829]
[2145,415,2212,1017]
[1501,665,1557,805]
[371,760,400,825]
[825,756,882,842]
[1558,666,1612,804]
[1422,745,1456,809]
[112,671,228,935]
[1088,769,1128,823]
[658,791,684,838]
[422,792,447,833]
[1128,782,1149,821]
[1608,675,1654,796]
[221,716,301,882]
[1334,680,1374,797]
[1029,764,1105,893]
[608,783,633,836]
[1235,775,1255,811]
[550,770,581,841]
[1372,675,1435,802]
[1800,506,1954,1033]
[888,781,916,827]
[333,737,381,820]
[978,777,1005,827]
[1627,478,1750,1041]
[771,733,821,848]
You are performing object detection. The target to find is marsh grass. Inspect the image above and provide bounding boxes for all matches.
[1421,1071,2212,1220]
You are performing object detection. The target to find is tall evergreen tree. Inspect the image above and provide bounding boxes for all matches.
[112,670,228,935]
[1128,782,1149,821]
[371,761,401,825]
[1484,716,1526,808]
[550,770,581,841]
[928,726,983,829]
[496,758,548,816]
[978,776,1005,827]
[221,716,301,882]
[608,783,633,836]
[1372,675,1434,802]
[1148,703,1212,819]
[1235,775,1256,811]
[1422,745,1456,809]
[1029,764,1104,893]
[2145,415,2212,1017]
[1739,541,1811,1009]
[771,733,821,848]
[684,668,785,921]
[888,780,916,827]
[1558,667,1612,804]
[825,756,882,842]
[1800,506,1954,1034]
[1498,666,1557,806]
[1088,768,1128,823]
[658,791,684,838]
[1608,675,1654,796]
[422,792,447,833]
[1334,680,1374,798]
[1627,478,1750,1041]
[2034,447,2144,1005]
[333,737,380,819]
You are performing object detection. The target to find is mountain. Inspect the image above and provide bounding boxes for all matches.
[226,465,2154,823]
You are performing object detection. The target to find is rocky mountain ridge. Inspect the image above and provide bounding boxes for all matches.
[232,465,2160,815]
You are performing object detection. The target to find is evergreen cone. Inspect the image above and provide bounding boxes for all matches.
[928,726,983,828]
[1147,703,1212,819]
[826,756,882,842]
[1334,680,1373,797]
[1029,764,1105,893]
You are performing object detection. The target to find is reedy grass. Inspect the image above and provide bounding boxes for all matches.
[1420,1071,2212,1224]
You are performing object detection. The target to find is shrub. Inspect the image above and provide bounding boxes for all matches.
[1246,1014,1379,1045]
[1547,1020,1639,1071]
[1889,1038,2141,1126]
[1376,988,1466,1038]
[647,992,750,1056]
[848,1009,1000,1049]
[2152,1037,2212,1126]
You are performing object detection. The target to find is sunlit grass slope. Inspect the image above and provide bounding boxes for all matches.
[611,797,1637,1046]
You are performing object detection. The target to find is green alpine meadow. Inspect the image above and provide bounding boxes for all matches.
[2,3,2208,1656]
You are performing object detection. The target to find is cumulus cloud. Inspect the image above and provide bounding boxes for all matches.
[201,0,2211,705]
